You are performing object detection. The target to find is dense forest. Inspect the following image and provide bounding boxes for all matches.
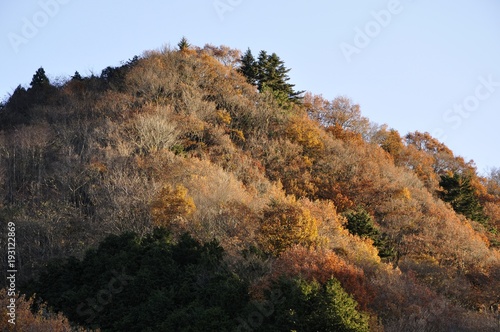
[1,39,499,331]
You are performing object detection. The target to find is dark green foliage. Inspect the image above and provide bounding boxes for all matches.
[344,208,396,259]
[245,277,369,332]
[239,48,258,86]
[0,85,30,128]
[72,71,84,81]
[1,67,58,128]
[177,36,191,51]
[344,208,379,239]
[24,227,371,331]
[25,229,249,331]
[100,56,139,91]
[439,173,488,224]
[239,48,303,106]
[30,67,51,89]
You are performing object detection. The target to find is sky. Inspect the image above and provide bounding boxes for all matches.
[1,0,499,174]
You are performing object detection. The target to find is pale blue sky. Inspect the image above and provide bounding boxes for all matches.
[1,0,499,173]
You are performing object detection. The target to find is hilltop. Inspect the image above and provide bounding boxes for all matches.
[0,42,499,331]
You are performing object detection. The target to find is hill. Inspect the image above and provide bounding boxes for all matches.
[0,42,499,331]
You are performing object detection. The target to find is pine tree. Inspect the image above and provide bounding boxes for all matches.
[439,173,488,224]
[239,49,303,105]
[72,71,83,81]
[258,51,303,101]
[30,67,50,89]
[343,208,396,260]
[344,208,379,239]
[177,36,191,51]
[238,48,258,86]
[259,277,370,331]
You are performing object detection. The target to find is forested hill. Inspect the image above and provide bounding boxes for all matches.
[1,41,499,331]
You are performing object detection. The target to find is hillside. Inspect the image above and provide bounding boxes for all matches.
[1,42,499,331]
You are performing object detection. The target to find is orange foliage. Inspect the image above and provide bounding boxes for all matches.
[0,290,93,331]
[262,138,318,198]
[325,123,363,143]
[268,246,373,310]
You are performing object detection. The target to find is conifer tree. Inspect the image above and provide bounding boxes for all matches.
[239,48,303,104]
[439,173,488,224]
[72,71,83,81]
[239,48,258,86]
[177,36,191,51]
[30,67,50,89]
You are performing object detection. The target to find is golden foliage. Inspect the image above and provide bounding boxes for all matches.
[259,198,319,255]
[286,114,324,155]
[215,109,231,125]
[398,187,412,200]
[151,184,196,227]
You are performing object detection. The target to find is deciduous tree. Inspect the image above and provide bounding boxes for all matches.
[259,199,319,255]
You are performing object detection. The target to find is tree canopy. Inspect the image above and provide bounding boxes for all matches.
[239,48,303,106]
[26,229,370,332]
[1,42,499,332]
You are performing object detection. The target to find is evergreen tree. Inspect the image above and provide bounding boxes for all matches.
[344,208,379,239]
[254,277,370,332]
[343,208,396,259]
[239,49,303,105]
[72,71,83,81]
[24,229,249,331]
[238,48,258,86]
[30,67,50,89]
[0,85,30,128]
[177,36,191,51]
[439,173,488,224]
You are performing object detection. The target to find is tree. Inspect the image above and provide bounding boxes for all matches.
[0,85,30,127]
[439,173,488,225]
[25,229,249,331]
[177,36,191,51]
[239,49,303,105]
[343,208,396,260]
[257,51,303,101]
[201,44,241,68]
[254,277,370,332]
[380,128,404,157]
[485,167,500,197]
[305,94,371,139]
[259,199,319,256]
[344,208,379,239]
[151,184,196,227]
[404,131,476,176]
[72,71,83,81]
[268,246,373,311]
[238,48,258,86]
[30,67,50,90]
